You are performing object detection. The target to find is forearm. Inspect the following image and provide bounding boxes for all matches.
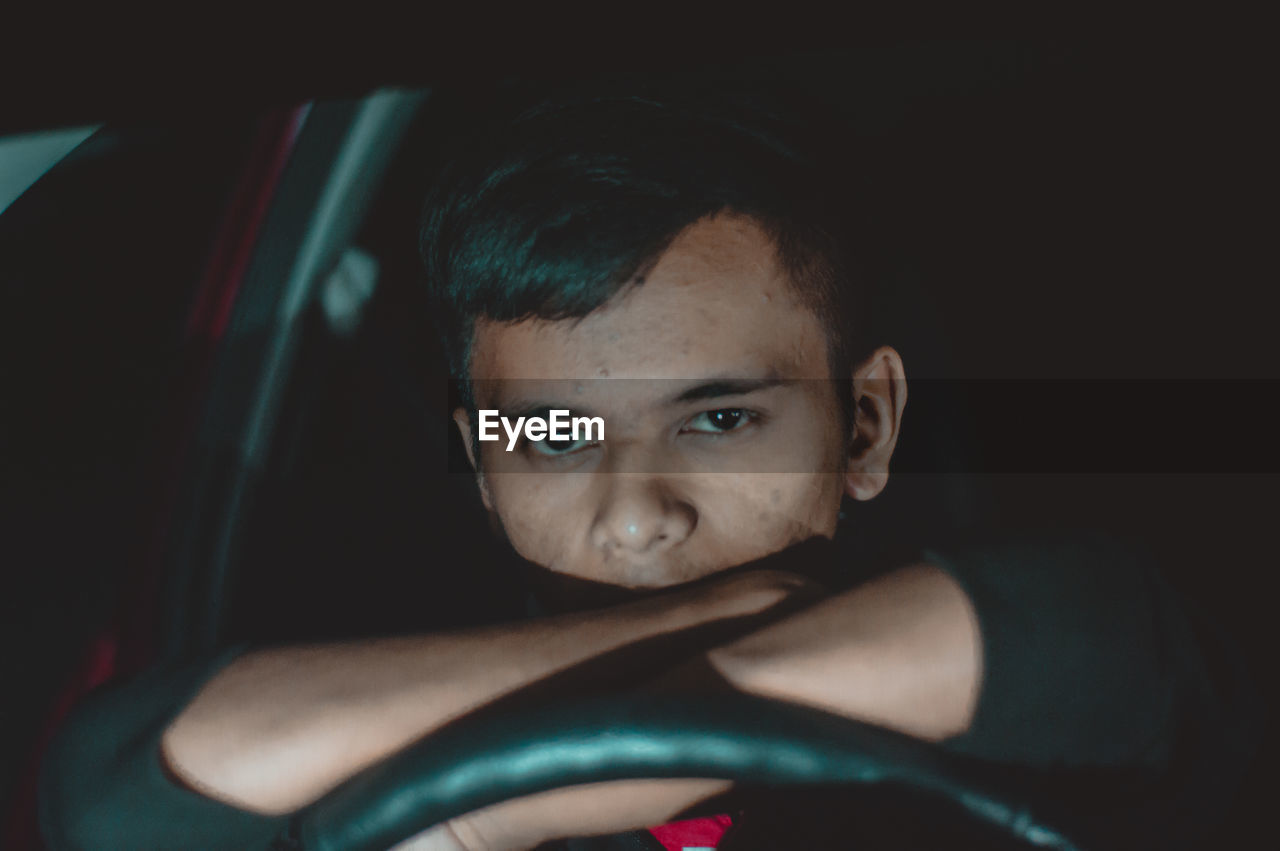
[161,569,811,815]
[418,562,981,850]
[406,540,1249,850]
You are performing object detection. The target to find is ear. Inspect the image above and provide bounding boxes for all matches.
[844,346,907,501]
[453,407,493,511]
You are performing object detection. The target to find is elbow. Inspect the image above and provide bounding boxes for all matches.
[705,563,984,743]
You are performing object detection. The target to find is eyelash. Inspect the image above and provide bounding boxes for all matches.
[679,408,762,436]
[525,435,599,458]
[519,407,763,460]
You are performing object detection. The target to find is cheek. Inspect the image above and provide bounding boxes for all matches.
[694,472,843,560]
[486,470,563,563]
[483,470,593,563]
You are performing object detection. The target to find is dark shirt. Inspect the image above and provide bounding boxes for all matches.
[38,533,1260,850]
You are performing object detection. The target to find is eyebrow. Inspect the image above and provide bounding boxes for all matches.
[488,377,790,420]
[498,403,584,423]
[668,377,790,405]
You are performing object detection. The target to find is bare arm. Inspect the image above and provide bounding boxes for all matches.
[340,538,1246,851]
[704,561,981,739]
[408,562,981,850]
[160,568,816,815]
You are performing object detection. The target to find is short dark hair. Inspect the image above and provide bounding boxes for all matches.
[420,77,872,403]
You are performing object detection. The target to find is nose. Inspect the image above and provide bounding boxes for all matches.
[589,474,695,557]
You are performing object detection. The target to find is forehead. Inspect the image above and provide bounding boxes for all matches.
[469,213,830,385]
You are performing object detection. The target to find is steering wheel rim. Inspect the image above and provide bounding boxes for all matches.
[276,693,1087,851]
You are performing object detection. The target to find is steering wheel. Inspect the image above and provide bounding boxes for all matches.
[271,692,1091,851]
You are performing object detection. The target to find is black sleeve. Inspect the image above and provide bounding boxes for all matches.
[39,646,289,851]
[923,532,1262,843]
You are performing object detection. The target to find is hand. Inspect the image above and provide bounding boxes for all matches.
[680,564,827,615]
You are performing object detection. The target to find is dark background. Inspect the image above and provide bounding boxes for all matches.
[2,33,1274,840]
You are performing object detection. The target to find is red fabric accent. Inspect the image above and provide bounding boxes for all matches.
[647,814,733,850]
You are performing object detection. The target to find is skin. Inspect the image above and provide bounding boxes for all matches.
[411,213,978,849]
[161,212,981,850]
[457,212,882,594]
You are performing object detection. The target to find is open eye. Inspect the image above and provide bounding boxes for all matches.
[681,408,757,434]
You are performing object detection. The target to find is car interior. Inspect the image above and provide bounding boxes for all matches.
[3,43,1274,849]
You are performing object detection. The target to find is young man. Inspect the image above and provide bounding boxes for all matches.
[40,81,1256,850]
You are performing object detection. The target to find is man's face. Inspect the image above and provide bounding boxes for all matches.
[457,213,895,597]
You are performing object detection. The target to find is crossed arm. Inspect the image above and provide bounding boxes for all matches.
[160,561,981,850]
